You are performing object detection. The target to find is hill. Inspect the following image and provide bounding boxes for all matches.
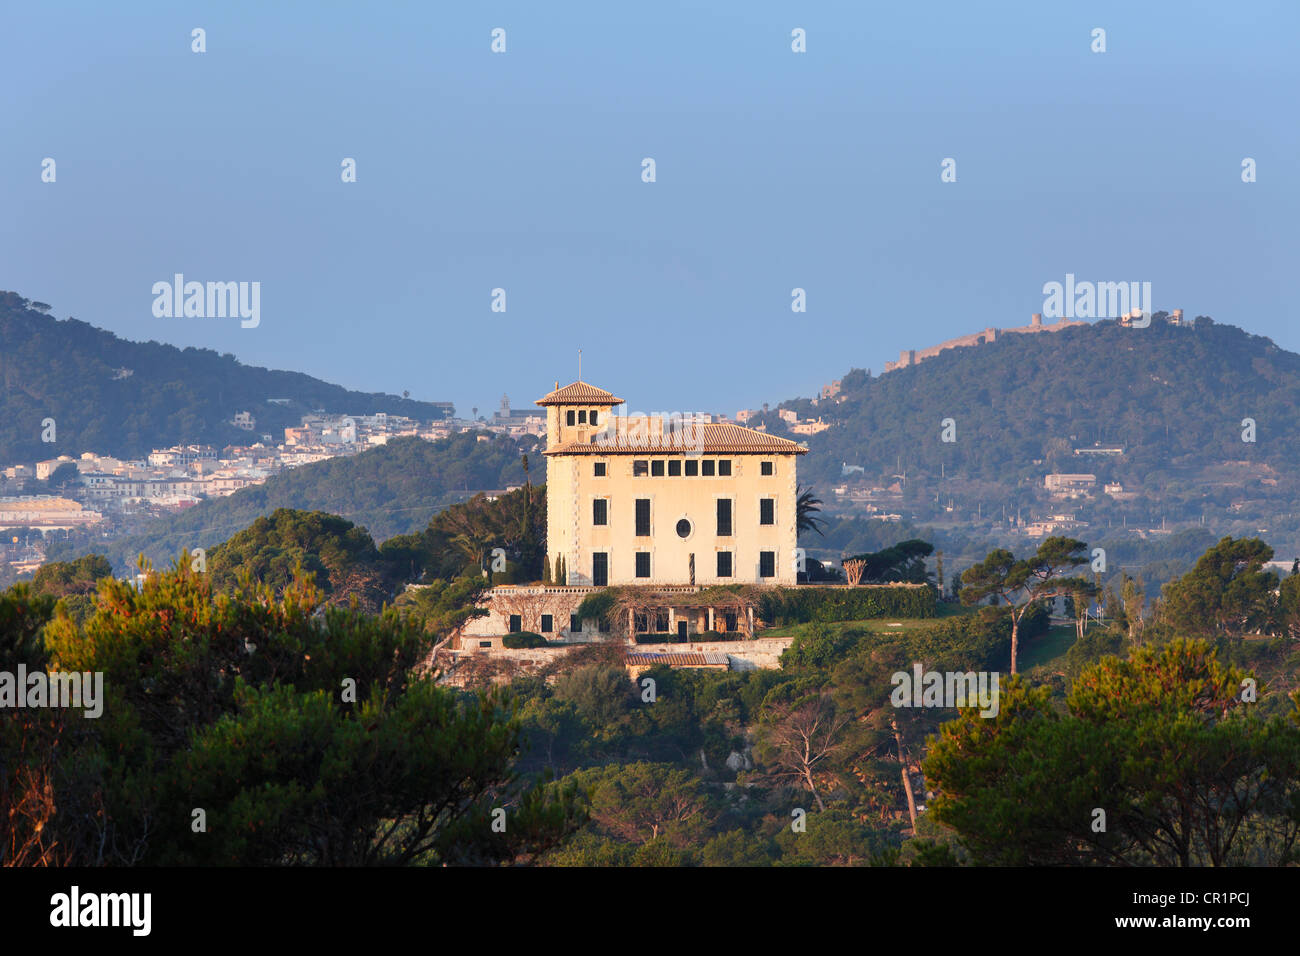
[0,291,453,462]
[46,432,538,574]
[760,314,1300,553]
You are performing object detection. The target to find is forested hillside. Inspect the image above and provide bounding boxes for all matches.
[772,314,1294,488]
[0,291,453,461]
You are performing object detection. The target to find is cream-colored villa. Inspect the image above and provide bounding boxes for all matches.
[538,380,807,588]
[456,379,809,647]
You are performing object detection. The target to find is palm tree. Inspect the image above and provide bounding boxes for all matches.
[796,485,825,537]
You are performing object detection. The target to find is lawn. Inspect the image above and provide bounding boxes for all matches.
[1018,623,1078,671]
[759,600,977,640]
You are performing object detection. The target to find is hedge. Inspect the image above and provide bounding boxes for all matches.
[758,585,937,626]
[502,631,548,649]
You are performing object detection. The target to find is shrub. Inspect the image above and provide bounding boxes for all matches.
[759,585,936,626]
[575,589,617,622]
[503,631,548,649]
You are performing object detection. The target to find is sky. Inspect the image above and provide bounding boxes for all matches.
[3,1,1297,420]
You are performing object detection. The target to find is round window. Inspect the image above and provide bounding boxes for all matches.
[676,518,692,538]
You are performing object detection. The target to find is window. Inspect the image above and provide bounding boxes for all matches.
[656,611,669,632]
[725,611,738,632]
[761,461,774,476]
[593,498,608,525]
[759,551,776,578]
[651,460,665,476]
[685,459,699,476]
[541,614,553,633]
[718,460,732,476]
[717,551,733,577]
[635,552,651,578]
[668,459,682,477]
[592,552,609,586]
[566,410,576,426]
[634,612,648,632]
[594,462,606,477]
[570,615,582,633]
[760,499,775,525]
[479,640,492,648]
[702,459,715,476]
[578,410,587,424]
[717,499,732,536]
[636,499,651,536]
[676,518,692,538]
[633,460,648,477]
[590,411,599,426]
[509,615,522,633]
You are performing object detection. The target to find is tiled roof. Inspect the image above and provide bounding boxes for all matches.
[534,381,625,406]
[544,423,808,455]
[624,651,731,668]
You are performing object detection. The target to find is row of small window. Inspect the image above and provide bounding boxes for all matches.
[505,610,741,634]
[590,550,777,584]
[508,613,605,634]
[593,498,775,532]
[594,460,776,477]
[565,409,601,426]
[632,611,740,633]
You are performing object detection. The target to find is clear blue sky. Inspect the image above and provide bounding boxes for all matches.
[3,1,1296,419]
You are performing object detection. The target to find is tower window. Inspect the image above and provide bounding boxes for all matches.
[635,552,651,578]
[717,551,733,577]
[702,460,715,476]
[592,552,609,586]
[718,460,732,476]
[761,461,774,476]
[717,499,732,536]
[541,614,553,633]
[652,460,665,476]
[759,551,776,578]
[636,499,651,536]
[594,462,606,477]
[578,410,587,424]
[668,459,682,476]
[760,499,775,525]
[633,460,648,477]
[593,498,608,525]
[590,411,599,426]
[566,410,576,426]
[685,460,698,477]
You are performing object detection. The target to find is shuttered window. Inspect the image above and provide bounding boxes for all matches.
[716,499,732,536]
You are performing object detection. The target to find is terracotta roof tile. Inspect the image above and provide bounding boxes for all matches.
[535,381,625,406]
[624,651,730,667]
[544,422,807,455]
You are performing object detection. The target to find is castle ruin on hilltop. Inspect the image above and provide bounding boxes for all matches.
[884,312,1086,373]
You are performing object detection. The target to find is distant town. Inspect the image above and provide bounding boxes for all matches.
[0,391,845,574]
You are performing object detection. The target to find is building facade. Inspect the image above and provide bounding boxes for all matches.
[538,380,808,587]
